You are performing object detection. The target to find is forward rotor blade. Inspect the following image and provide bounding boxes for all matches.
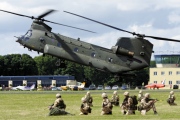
[38,9,56,19]
[145,35,180,42]
[64,11,133,34]
[0,9,33,19]
[44,19,96,33]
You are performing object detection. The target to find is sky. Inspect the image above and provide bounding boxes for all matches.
[1,0,180,60]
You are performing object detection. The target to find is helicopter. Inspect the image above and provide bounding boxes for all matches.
[1,9,180,77]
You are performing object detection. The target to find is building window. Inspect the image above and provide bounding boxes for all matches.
[176,80,180,84]
[176,71,180,75]
[161,71,165,75]
[169,81,172,84]
[169,71,172,75]
[154,72,157,75]
[154,81,157,83]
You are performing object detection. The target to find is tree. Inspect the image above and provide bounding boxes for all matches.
[34,55,58,75]
[0,54,38,75]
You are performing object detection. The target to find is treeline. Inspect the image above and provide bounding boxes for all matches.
[0,54,155,87]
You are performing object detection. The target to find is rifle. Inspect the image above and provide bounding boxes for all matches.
[148,98,159,102]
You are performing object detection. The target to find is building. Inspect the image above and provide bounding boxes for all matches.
[150,51,180,89]
[0,75,74,88]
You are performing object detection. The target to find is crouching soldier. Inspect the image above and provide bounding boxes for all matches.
[167,91,177,106]
[48,93,73,116]
[138,90,144,102]
[101,92,113,115]
[79,97,92,115]
[138,93,158,115]
[85,91,93,107]
[120,91,136,115]
[111,91,120,106]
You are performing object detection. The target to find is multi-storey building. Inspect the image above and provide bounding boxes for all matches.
[150,51,180,89]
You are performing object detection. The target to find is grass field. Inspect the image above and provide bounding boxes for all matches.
[0,89,179,120]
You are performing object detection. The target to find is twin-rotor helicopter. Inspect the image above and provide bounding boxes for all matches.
[0,9,180,77]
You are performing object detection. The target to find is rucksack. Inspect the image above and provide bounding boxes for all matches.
[130,95,138,105]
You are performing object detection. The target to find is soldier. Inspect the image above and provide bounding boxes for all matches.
[120,91,135,115]
[48,93,73,116]
[101,92,113,115]
[111,91,120,106]
[85,91,93,107]
[79,97,92,115]
[139,93,158,115]
[167,91,177,106]
[138,90,144,102]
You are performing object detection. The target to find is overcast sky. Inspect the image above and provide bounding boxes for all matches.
[1,0,180,60]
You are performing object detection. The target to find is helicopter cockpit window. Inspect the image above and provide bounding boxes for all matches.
[91,53,96,57]
[24,30,32,41]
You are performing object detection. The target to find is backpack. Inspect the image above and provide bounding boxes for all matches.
[130,95,138,105]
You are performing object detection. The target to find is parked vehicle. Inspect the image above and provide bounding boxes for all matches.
[89,84,96,90]
[112,85,119,90]
[97,85,103,90]
[104,85,111,90]
[51,87,61,91]
[121,85,127,90]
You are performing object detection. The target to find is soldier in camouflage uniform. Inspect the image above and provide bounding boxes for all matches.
[138,90,144,102]
[111,91,120,106]
[48,93,73,116]
[85,91,93,107]
[120,91,134,115]
[139,93,158,115]
[167,91,177,106]
[79,97,92,115]
[101,92,113,115]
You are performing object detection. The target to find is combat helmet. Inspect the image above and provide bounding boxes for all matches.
[56,93,61,98]
[170,91,174,95]
[102,92,108,98]
[124,91,129,96]
[113,91,117,95]
[145,93,150,98]
[87,91,90,95]
[139,90,143,94]
[81,97,86,102]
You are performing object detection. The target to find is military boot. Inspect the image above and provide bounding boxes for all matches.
[154,111,158,115]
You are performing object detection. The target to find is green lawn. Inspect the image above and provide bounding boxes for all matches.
[0,89,179,120]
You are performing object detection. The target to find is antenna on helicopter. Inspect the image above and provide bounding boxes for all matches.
[0,9,96,33]
[64,11,180,42]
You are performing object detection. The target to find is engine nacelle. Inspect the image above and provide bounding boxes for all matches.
[111,46,134,57]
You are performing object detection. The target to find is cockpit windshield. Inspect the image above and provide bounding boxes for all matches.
[25,30,32,38]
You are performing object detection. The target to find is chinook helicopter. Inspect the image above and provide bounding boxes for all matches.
[1,9,180,77]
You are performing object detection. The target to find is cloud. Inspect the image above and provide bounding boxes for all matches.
[0,0,180,60]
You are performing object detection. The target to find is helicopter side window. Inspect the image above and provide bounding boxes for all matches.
[74,48,78,52]
[91,53,96,57]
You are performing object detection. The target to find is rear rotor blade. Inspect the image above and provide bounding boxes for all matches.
[64,11,180,42]
[64,11,133,34]
[38,9,56,19]
[144,35,180,42]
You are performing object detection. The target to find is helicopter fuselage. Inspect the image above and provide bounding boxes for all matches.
[16,20,153,74]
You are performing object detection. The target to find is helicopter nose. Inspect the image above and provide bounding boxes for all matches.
[15,36,23,44]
